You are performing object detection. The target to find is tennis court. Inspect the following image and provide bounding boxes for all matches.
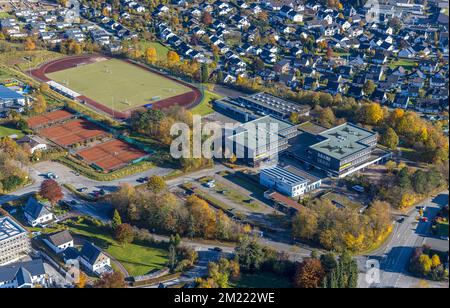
[39,119,108,147]
[76,139,148,172]
[27,109,74,129]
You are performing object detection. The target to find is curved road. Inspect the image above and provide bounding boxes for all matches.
[358,191,449,288]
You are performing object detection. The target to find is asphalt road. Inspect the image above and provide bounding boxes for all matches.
[0,161,173,205]
[358,191,449,288]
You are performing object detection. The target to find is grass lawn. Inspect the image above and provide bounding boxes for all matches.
[323,192,363,212]
[231,272,293,288]
[388,59,418,70]
[191,90,223,116]
[397,147,420,162]
[47,58,192,112]
[0,125,24,138]
[0,49,64,71]
[67,220,169,277]
[436,221,449,237]
[137,41,171,62]
[0,12,11,19]
[198,177,260,211]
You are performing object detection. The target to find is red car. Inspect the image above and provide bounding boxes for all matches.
[421,217,428,223]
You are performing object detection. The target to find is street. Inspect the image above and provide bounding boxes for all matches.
[358,191,449,288]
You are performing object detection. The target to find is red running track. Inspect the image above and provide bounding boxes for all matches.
[30,55,203,119]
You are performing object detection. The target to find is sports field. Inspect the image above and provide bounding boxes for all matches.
[46,58,192,112]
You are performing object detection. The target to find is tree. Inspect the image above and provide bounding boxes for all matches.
[431,255,441,268]
[358,103,383,125]
[292,207,318,240]
[147,175,167,193]
[94,271,127,288]
[326,47,334,59]
[229,154,237,164]
[145,46,157,64]
[75,272,88,288]
[112,209,122,230]
[385,160,397,173]
[294,258,325,288]
[235,237,266,272]
[362,80,376,97]
[32,95,47,114]
[201,12,213,25]
[381,127,399,150]
[289,112,300,124]
[114,224,134,245]
[418,254,432,275]
[201,63,209,83]
[39,179,63,205]
[315,106,336,128]
[167,51,180,64]
[24,37,36,51]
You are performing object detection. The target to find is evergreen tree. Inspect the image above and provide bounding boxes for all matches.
[112,209,122,230]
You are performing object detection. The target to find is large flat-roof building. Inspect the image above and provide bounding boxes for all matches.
[214,92,310,122]
[0,217,31,266]
[260,165,322,198]
[0,85,27,112]
[226,116,299,167]
[288,122,391,178]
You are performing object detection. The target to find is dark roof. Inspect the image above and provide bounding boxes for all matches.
[80,242,105,265]
[47,230,73,247]
[24,197,51,220]
[63,247,80,261]
[0,259,45,286]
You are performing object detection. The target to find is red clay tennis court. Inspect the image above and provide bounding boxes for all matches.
[27,110,74,129]
[76,139,148,172]
[39,119,108,147]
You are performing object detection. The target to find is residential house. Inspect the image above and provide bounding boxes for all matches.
[0,259,46,288]
[16,136,48,154]
[78,242,112,276]
[43,230,74,254]
[23,197,54,227]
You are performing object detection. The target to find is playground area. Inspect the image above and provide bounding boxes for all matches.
[30,56,201,118]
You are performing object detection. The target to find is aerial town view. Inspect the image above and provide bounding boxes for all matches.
[0,0,448,296]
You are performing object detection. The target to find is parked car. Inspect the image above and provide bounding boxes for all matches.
[78,187,88,193]
[46,172,58,179]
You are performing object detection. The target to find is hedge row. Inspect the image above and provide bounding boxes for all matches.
[130,272,182,287]
[55,156,155,181]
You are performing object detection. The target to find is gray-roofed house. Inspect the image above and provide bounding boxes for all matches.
[23,197,54,227]
[79,242,111,276]
[43,230,74,254]
[0,259,46,288]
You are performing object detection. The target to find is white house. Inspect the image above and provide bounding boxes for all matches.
[23,197,54,227]
[43,230,74,254]
[78,242,112,276]
[17,136,48,154]
[0,259,47,288]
